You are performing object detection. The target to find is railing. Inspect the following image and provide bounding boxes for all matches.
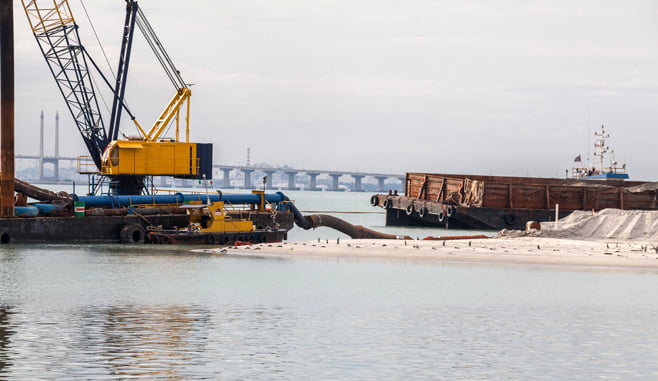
[76,156,99,174]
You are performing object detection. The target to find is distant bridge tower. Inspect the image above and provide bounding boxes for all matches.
[55,111,59,158]
[38,111,60,181]
[39,110,44,179]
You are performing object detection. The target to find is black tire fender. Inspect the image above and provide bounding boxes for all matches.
[437,212,446,223]
[504,214,516,226]
[418,207,428,218]
[370,195,379,207]
[405,203,415,216]
[0,228,10,244]
[120,224,146,244]
[447,205,455,217]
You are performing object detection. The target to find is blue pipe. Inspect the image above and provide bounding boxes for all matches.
[276,194,312,229]
[33,203,66,215]
[72,191,288,208]
[15,206,39,217]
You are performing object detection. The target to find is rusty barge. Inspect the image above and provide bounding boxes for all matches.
[371,172,658,230]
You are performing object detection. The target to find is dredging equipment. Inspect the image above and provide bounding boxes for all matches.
[2,0,406,244]
[0,178,408,244]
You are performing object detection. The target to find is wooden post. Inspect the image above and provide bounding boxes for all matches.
[508,184,513,208]
[582,187,587,210]
[619,188,624,210]
[435,178,445,203]
[0,0,15,217]
[417,175,427,199]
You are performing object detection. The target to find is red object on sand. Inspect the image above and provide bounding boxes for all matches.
[422,235,489,241]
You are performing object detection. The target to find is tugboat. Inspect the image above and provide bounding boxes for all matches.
[572,125,629,180]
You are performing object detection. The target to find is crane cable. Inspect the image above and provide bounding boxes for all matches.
[79,0,184,138]
[78,0,136,125]
[135,7,187,91]
[134,7,187,138]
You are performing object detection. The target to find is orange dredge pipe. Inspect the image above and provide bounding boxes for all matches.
[422,235,489,241]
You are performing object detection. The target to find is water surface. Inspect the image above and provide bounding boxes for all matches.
[1,243,658,379]
[2,190,657,378]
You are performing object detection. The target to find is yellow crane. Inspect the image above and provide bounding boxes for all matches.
[21,0,212,194]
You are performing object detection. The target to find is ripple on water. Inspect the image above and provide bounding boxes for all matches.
[1,246,658,378]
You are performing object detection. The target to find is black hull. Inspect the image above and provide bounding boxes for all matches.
[385,205,571,230]
[0,210,295,244]
[0,214,190,244]
[147,229,289,245]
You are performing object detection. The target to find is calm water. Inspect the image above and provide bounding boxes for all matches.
[2,190,658,379]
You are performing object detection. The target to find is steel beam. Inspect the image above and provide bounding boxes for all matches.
[0,0,15,216]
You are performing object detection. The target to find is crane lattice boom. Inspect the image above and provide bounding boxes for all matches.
[22,0,108,170]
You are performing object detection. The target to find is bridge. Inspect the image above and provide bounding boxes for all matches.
[16,155,403,192]
[212,165,403,192]
[19,112,403,191]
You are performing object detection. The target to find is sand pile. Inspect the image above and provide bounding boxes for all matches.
[533,209,658,241]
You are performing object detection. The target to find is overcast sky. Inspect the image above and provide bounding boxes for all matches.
[11,0,658,180]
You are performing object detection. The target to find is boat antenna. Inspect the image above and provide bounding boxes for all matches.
[203,174,210,205]
[586,110,590,167]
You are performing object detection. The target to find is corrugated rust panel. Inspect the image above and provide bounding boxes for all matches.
[625,194,657,210]
[406,172,657,211]
[425,176,445,202]
[407,172,649,188]
[480,183,508,208]
[544,185,586,210]
[512,184,547,209]
[585,188,622,210]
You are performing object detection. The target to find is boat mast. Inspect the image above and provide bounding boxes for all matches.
[593,125,609,173]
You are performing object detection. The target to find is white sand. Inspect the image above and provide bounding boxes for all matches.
[196,209,658,270]
[196,236,658,271]
[510,208,658,241]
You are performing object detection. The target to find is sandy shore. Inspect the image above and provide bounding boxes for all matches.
[195,236,658,271]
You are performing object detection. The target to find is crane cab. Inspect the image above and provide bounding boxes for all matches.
[101,140,212,179]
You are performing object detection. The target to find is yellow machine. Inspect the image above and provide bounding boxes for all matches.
[188,201,255,233]
[99,88,202,177]
[101,140,198,177]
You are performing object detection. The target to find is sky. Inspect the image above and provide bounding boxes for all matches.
[10,0,658,180]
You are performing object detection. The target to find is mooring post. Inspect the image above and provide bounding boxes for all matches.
[0,0,15,217]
